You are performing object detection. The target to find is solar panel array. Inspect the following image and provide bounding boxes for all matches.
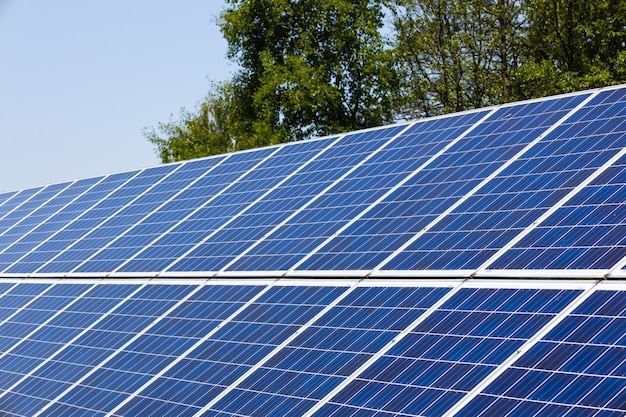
[0,84,626,416]
[0,86,625,278]
[0,278,622,417]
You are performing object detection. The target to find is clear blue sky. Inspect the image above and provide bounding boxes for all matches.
[0,0,232,192]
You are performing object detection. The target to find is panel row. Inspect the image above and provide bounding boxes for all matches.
[1,86,625,278]
[0,279,622,416]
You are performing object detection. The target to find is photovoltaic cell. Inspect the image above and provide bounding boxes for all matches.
[490,154,626,271]
[0,283,159,416]
[3,171,141,274]
[295,94,587,273]
[0,284,143,416]
[0,191,18,208]
[263,111,490,273]
[70,156,246,273]
[92,146,279,274]
[313,287,581,417]
[12,167,182,274]
[382,89,626,272]
[113,285,346,417]
[0,183,71,243]
[0,177,104,271]
[202,286,450,417]
[461,289,626,416]
[33,284,262,416]
[29,165,181,274]
[217,125,407,271]
[119,138,336,274]
[169,126,406,273]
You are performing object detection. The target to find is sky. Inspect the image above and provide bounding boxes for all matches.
[0,0,233,192]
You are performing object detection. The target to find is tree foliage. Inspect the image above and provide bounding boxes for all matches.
[520,0,626,97]
[390,0,525,117]
[390,0,626,117]
[146,0,626,163]
[144,83,234,163]
[219,0,399,147]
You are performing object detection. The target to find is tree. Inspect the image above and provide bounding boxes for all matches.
[147,0,626,163]
[389,0,526,118]
[520,0,626,97]
[144,83,234,164]
[219,0,399,147]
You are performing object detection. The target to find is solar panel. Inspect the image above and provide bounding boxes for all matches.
[201,285,450,416]
[2,171,141,274]
[367,88,626,276]
[123,136,341,274]
[310,286,581,416]
[67,145,282,275]
[460,288,626,416]
[167,125,408,275]
[0,85,625,416]
[225,112,488,274]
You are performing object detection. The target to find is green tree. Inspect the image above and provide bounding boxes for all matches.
[389,0,525,117]
[144,83,234,164]
[220,0,399,147]
[520,0,626,97]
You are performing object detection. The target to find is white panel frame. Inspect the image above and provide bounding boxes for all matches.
[608,257,626,278]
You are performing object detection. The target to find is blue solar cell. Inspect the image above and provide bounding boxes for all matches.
[0,283,198,416]
[66,157,228,273]
[204,286,450,417]
[0,183,71,243]
[82,145,287,273]
[1,171,140,274]
[271,94,587,274]
[0,191,17,207]
[492,157,626,271]
[0,283,139,413]
[114,285,346,417]
[463,289,626,416]
[6,167,181,274]
[230,111,484,273]
[167,126,408,274]
[483,91,626,271]
[0,188,45,227]
[314,287,580,417]
[107,138,334,274]
[12,284,262,416]
[372,94,593,272]
[0,178,104,271]
[365,92,624,272]
[24,165,181,274]
[195,126,406,270]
